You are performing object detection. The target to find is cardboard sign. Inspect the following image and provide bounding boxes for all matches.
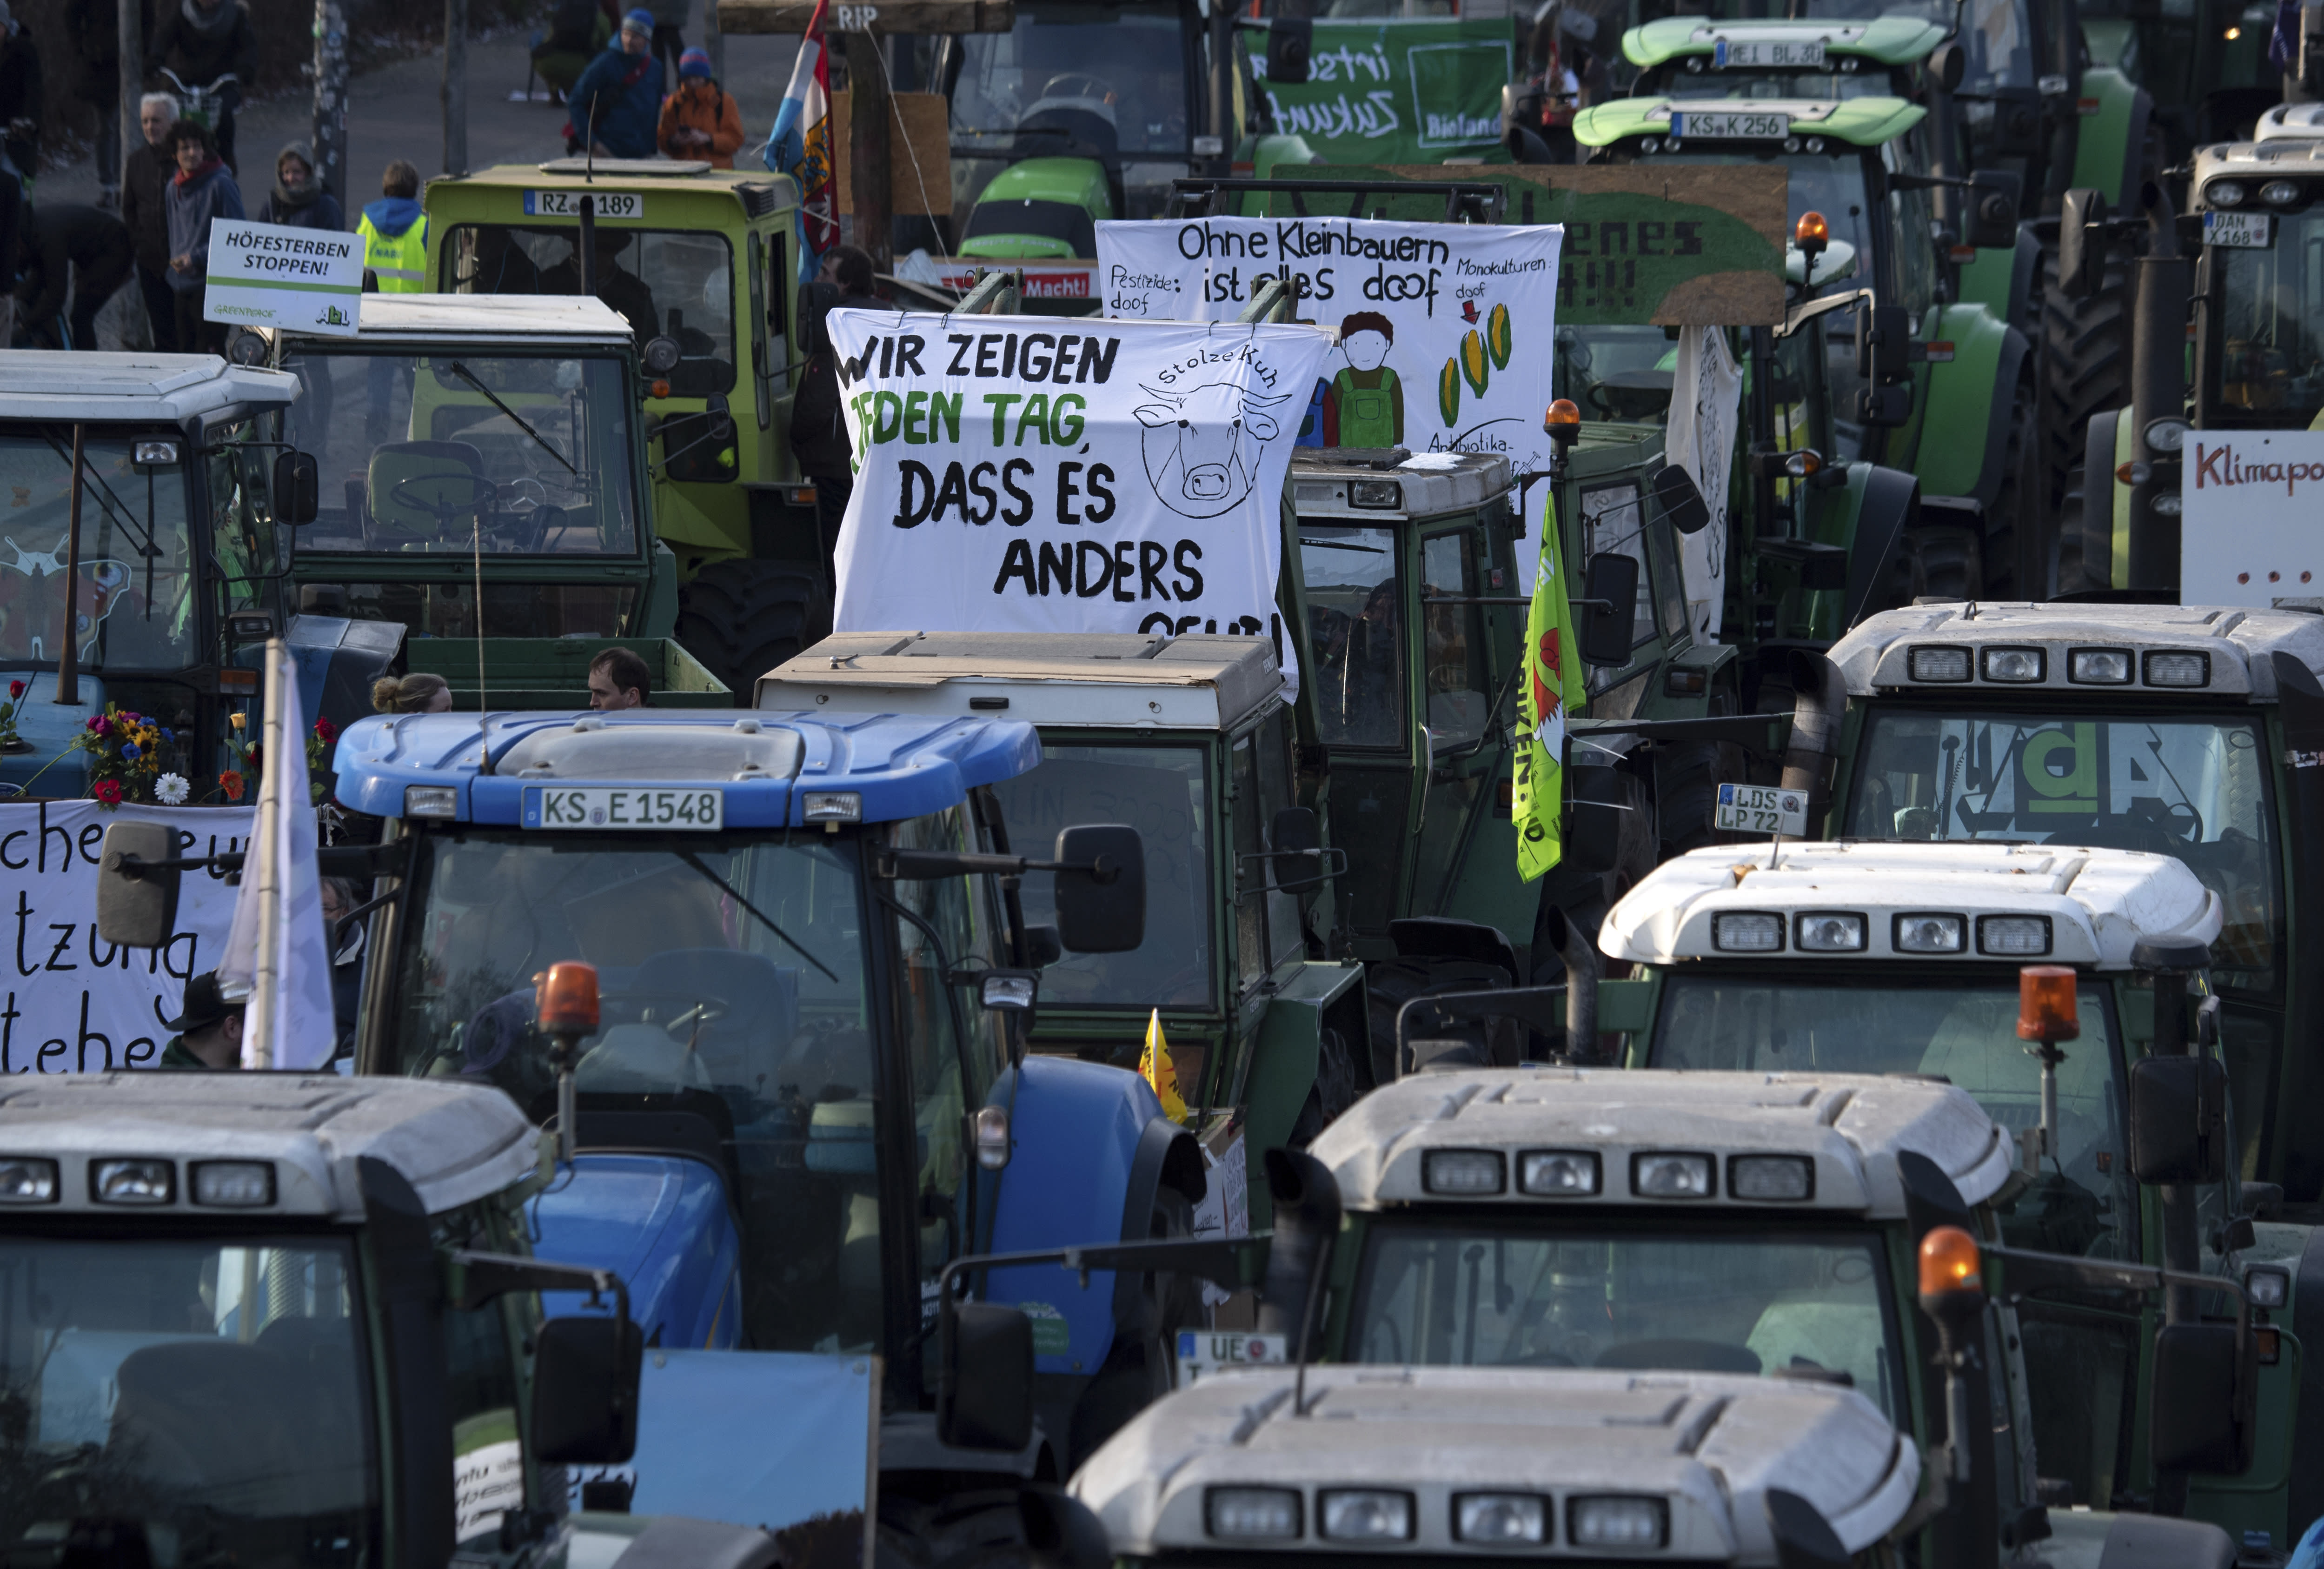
[1096,216,1562,482]
[1254,18,1514,162]
[204,219,364,336]
[826,310,1332,687]
[2182,432,2324,605]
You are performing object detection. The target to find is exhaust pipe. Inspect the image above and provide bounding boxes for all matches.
[1256,1149,1343,1346]
[1541,904,1601,1062]
[1778,649,1846,832]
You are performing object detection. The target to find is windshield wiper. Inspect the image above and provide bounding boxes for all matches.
[446,361,578,475]
[673,849,839,981]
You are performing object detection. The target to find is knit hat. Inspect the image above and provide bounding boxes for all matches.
[621,7,654,32]
[678,47,712,77]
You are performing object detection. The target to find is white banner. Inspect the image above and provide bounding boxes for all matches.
[2182,432,2324,606]
[1668,326,1741,640]
[1095,216,1563,484]
[0,802,253,1071]
[204,218,363,336]
[828,311,1334,683]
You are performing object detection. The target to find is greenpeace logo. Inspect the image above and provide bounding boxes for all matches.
[2194,441,2324,495]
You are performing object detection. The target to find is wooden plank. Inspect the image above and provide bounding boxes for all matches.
[831,91,952,215]
[716,0,1014,34]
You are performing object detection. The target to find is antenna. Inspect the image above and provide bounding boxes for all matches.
[1288,1222,1334,1417]
[585,96,598,183]
[472,507,492,773]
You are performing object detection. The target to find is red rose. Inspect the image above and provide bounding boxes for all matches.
[92,778,122,805]
[313,716,338,744]
[219,770,245,802]
[7,680,22,698]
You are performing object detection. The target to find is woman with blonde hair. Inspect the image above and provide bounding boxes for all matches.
[372,672,453,714]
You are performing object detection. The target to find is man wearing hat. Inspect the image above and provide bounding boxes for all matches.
[657,48,744,168]
[160,972,246,1070]
[569,10,666,160]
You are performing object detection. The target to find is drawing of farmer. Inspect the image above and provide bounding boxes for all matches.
[1324,311,1404,448]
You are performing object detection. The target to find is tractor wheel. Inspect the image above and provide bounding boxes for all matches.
[1066,1178,1197,1469]
[874,1491,1037,1569]
[1365,956,1517,1082]
[1980,370,2044,600]
[1912,523,1982,601]
[2053,463,2098,596]
[672,559,833,703]
[1654,739,1746,858]
[2039,243,2130,515]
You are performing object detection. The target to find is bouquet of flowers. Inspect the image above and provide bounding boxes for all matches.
[226,712,338,806]
[0,678,27,753]
[68,706,189,808]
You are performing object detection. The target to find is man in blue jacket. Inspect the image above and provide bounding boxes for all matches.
[569,10,664,159]
[164,119,243,355]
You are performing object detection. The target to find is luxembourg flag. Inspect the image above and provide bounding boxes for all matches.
[761,0,839,282]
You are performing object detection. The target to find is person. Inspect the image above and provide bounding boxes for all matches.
[0,1,40,189]
[67,0,121,210]
[16,204,136,351]
[372,671,454,713]
[1324,311,1403,448]
[318,876,364,1060]
[538,227,658,344]
[122,93,179,349]
[647,0,691,80]
[569,10,665,160]
[160,971,244,1069]
[164,117,242,356]
[657,48,743,167]
[355,159,427,293]
[256,142,342,231]
[148,0,256,173]
[790,244,879,574]
[533,0,615,101]
[587,646,650,709]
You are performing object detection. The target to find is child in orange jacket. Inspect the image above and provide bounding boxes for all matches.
[658,49,744,166]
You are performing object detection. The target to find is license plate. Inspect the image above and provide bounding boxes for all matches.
[1715,782,1806,837]
[523,785,724,831]
[1713,39,1826,67]
[1670,110,1790,140]
[524,189,643,219]
[2204,211,2272,249]
[1176,1331,1287,1387]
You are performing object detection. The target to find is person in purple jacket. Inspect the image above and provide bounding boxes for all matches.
[163,117,243,355]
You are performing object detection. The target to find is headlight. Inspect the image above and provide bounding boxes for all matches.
[1794,911,1866,952]
[1711,912,1784,952]
[2069,648,2132,685]
[1977,915,2052,957]
[1892,912,1965,953]
[1349,479,1404,510]
[2262,179,2301,206]
[1320,1491,1413,1542]
[1423,1149,1507,1196]
[403,785,458,818]
[190,1161,275,1208]
[2145,651,2210,688]
[133,440,180,466]
[2248,1268,2290,1310]
[2144,416,2191,453]
[1519,1150,1601,1197]
[0,1157,58,1203]
[1633,1152,1714,1199]
[1456,1494,1548,1545]
[1907,645,1972,683]
[1981,646,2046,683]
[1729,1155,1814,1201]
[2207,178,2248,207]
[1804,135,1826,154]
[1208,1488,1301,1540]
[1569,1496,1668,1550]
[92,1158,173,1206]
[803,791,862,823]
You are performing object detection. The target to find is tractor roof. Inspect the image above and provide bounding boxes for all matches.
[1623,14,1948,69]
[1827,600,2324,700]
[1307,1067,2013,1217]
[332,709,1039,828]
[759,633,1284,731]
[2192,134,2324,204]
[426,161,797,221]
[1601,841,2223,971]
[279,293,636,347]
[1071,1366,1920,1564]
[2255,101,2324,143]
[0,353,300,428]
[0,1072,536,1218]
[1288,448,1513,523]
[1574,95,1924,147]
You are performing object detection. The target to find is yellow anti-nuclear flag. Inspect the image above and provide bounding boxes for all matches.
[1140,1008,1189,1124]
[1513,489,1587,882]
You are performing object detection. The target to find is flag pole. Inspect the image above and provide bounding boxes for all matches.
[247,638,286,1068]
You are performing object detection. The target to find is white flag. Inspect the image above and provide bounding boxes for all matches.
[217,640,337,1069]
[1667,326,1741,641]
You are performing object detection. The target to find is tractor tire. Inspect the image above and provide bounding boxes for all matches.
[1365,956,1515,1082]
[2038,243,2130,516]
[2054,463,2099,596]
[1912,523,1982,601]
[1981,370,2045,600]
[673,559,834,703]
[1654,738,1746,858]
[875,1491,1038,1569]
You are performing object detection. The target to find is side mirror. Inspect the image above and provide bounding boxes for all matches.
[529,1314,643,1464]
[2058,188,2109,302]
[2128,1053,2228,1184]
[272,450,320,525]
[1963,169,2022,251]
[1270,805,1325,892]
[1855,303,1911,385]
[96,822,179,950]
[2150,1321,2252,1473]
[1054,824,1146,953]
[1560,766,1623,876]
[979,969,1039,1012]
[1856,384,1912,427]
[1021,923,1063,969]
[1265,17,1313,84]
[1577,553,1639,667]
[938,1302,1035,1451]
[1925,39,1966,91]
[1652,465,1711,536]
[1765,1489,1850,1569]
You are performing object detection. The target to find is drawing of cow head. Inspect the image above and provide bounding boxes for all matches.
[1133,379,1291,519]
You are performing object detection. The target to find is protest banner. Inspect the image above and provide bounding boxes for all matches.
[1096,215,1563,485]
[2180,431,2324,605]
[0,801,253,1072]
[827,311,1333,687]
[1253,17,1512,163]
[204,218,364,336]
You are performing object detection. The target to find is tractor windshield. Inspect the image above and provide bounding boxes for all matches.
[0,431,199,673]
[1646,971,2140,1260]
[1802,0,2037,91]
[0,1233,379,1562]
[2207,211,2324,430]
[1350,1223,1907,1420]
[1554,326,1675,424]
[1301,524,1405,748]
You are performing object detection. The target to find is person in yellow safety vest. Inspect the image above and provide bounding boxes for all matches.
[355,158,428,293]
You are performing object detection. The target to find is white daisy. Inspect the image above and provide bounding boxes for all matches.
[155,773,190,805]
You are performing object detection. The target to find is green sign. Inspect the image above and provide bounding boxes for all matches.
[1256,19,1513,163]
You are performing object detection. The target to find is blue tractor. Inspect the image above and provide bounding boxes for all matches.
[327,706,1207,1529]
